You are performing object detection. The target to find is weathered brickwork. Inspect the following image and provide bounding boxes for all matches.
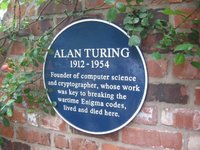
[122,127,182,150]
[1,0,200,150]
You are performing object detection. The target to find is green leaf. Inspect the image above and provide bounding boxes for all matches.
[116,2,126,12]
[128,35,141,46]
[0,0,9,10]
[32,59,39,67]
[50,108,56,116]
[16,96,23,103]
[43,35,49,41]
[124,24,134,31]
[136,0,143,4]
[140,7,147,13]
[154,19,168,30]
[191,61,200,69]
[140,29,148,38]
[174,43,194,52]
[188,29,199,42]
[27,108,35,113]
[52,101,57,107]
[123,16,133,24]
[196,49,200,57]
[139,13,148,18]
[3,117,10,127]
[5,99,15,107]
[43,106,49,114]
[133,26,144,32]
[161,8,186,16]
[141,18,149,26]
[104,0,116,5]
[174,53,185,65]
[107,7,118,22]
[24,88,31,94]
[6,107,13,117]
[35,0,46,6]
[0,137,3,145]
[37,55,44,63]
[162,37,172,47]
[20,59,30,67]
[6,73,13,79]
[0,95,7,102]
[192,19,200,24]
[33,49,38,57]
[152,52,162,60]
[161,8,174,15]
[0,24,5,32]
[126,0,132,3]
[133,17,140,24]
[22,37,30,48]
[18,77,26,84]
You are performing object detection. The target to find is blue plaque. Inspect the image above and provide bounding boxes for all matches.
[43,19,148,134]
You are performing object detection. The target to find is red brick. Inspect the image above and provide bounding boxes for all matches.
[7,3,26,19]
[0,123,14,138]
[173,59,200,79]
[175,110,194,129]
[10,41,26,55]
[147,84,188,104]
[102,143,137,150]
[70,126,119,141]
[54,134,69,149]
[26,5,36,16]
[16,126,51,145]
[17,28,31,37]
[27,113,39,126]
[85,0,135,9]
[0,75,4,85]
[187,134,200,150]
[194,86,200,105]
[40,114,67,132]
[174,8,200,28]
[85,0,106,8]
[55,17,77,34]
[70,138,98,150]
[122,127,182,150]
[14,142,31,150]
[150,9,169,26]
[7,2,36,18]
[175,109,200,130]
[98,131,119,141]
[0,56,6,68]
[55,14,104,34]
[168,0,182,3]
[55,13,105,34]
[147,58,168,78]
[29,19,52,36]
[1,138,13,150]
[38,0,81,15]
[1,138,31,150]
[161,108,174,126]
[10,108,26,123]
[134,105,157,125]
[141,33,163,53]
[13,97,30,109]
[161,108,200,130]
[31,145,49,150]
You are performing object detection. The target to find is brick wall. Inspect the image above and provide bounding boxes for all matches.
[1,0,200,150]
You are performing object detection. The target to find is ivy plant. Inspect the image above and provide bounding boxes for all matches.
[152,7,200,65]
[106,0,200,67]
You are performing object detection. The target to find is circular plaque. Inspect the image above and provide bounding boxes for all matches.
[43,19,148,134]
